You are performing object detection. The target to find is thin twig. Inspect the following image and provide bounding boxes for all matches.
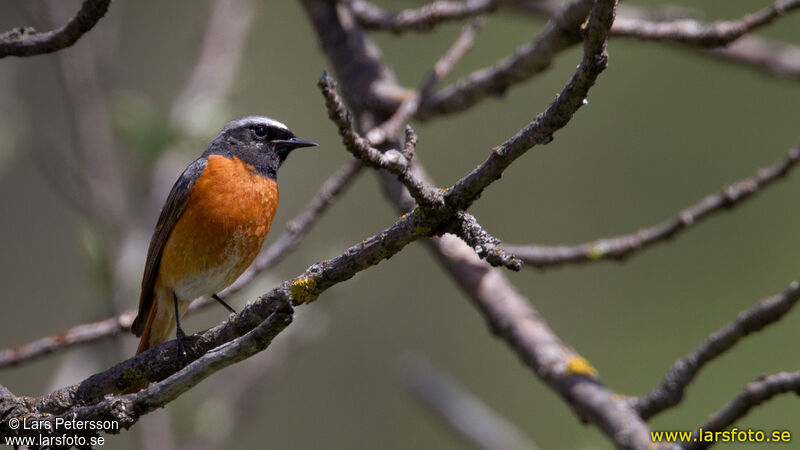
[631,280,800,420]
[682,371,800,450]
[0,313,135,369]
[611,0,800,47]
[349,0,497,33]
[319,74,444,208]
[0,0,110,58]
[504,145,800,268]
[366,17,485,145]
[415,0,592,121]
[517,0,800,83]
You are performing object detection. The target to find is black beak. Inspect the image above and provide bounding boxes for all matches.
[274,137,318,149]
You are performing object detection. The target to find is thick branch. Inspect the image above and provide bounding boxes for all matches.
[504,144,800,268]
[631,280,800,420]
[349,0,497,33]
[0,0,111,58]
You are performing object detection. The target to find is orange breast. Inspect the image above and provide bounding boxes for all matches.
[156,154,278,300]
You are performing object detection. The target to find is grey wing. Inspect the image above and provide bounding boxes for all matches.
[131,157,208,336]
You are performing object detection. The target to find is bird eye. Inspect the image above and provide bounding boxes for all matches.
[252,125,268,139]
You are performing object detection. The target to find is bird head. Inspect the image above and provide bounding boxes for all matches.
[209,115,317,178]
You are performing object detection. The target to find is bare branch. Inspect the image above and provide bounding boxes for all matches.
[451,212,522,271]
[423,17,486,94]
[403,356,539,450]
[0,313,134,369]
[318,74,444,208]
[517,0,800,82]
[367,17,484,145]
[684,371,800,450]
[0,0,110,58]
[349,0,497,33]
[504,144,800,268]
[0,161,361,369]
[611,0,800,47]
[631,280,800,420]
[415,0,592,121]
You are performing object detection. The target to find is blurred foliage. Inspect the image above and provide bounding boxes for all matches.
[111,90,177,162]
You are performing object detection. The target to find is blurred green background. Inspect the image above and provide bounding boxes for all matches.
[1,1,799,449]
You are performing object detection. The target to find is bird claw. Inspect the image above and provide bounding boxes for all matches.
[174,329,188,367]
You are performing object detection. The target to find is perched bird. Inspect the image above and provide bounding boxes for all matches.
[130,116,316,369]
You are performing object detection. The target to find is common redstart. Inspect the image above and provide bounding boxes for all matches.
[130,116,316,369]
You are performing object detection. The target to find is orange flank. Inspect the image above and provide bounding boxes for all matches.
[137,155,278,354]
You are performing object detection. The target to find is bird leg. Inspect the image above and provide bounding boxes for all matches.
[174,292,187,364]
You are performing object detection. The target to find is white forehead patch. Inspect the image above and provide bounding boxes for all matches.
[222,115,288,133]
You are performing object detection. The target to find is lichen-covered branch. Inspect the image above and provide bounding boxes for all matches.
[0,0,110,58]
[450,212,522,271]
[504,144,800,268]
